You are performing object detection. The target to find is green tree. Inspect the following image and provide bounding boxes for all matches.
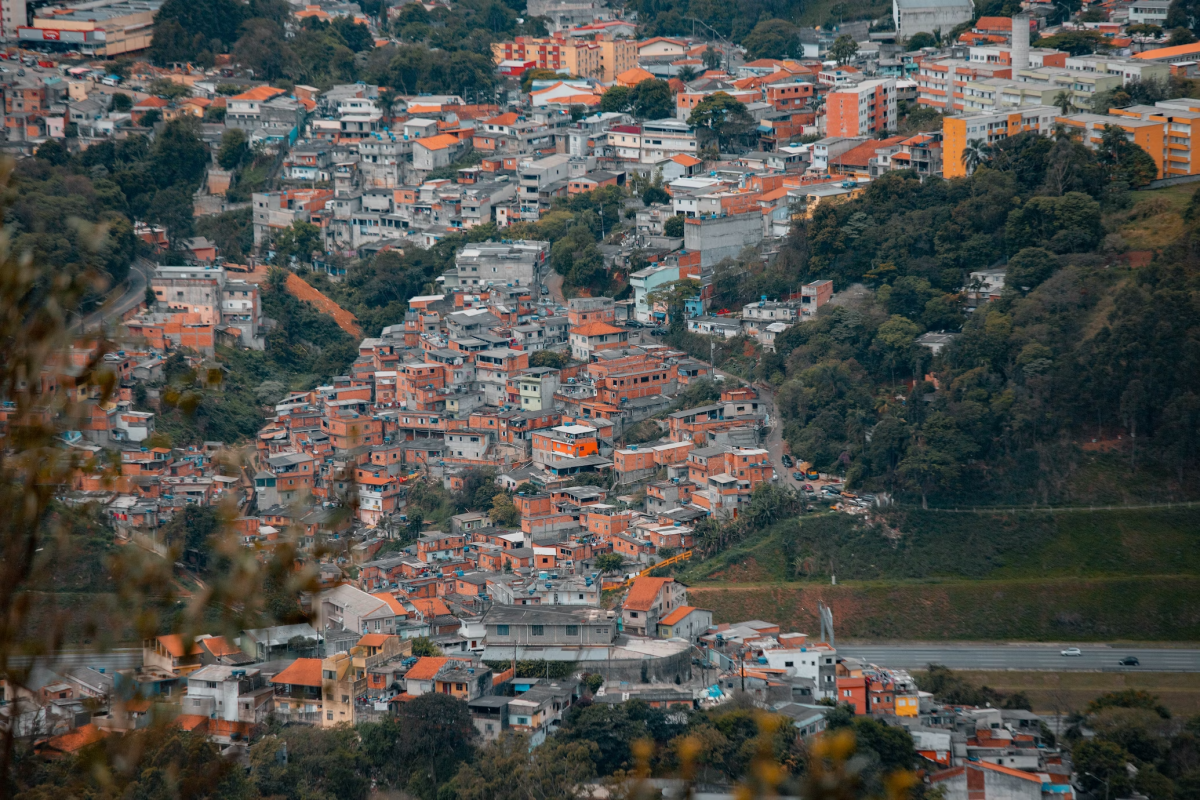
[1034,30,1107,54]
[742,18,801,59]
[217,127,250,170]
[452,734,598,800]
[1087,689,1172,719]
[361,694,476,796]
[594,552,624,573]
[830,34,859,65]
[688,92,754,149]
[110,92,133,112]
[149,186,197,251]
[1171,25,1198,43]
[664,214,685,237]
[703,46,722,70]
[140,108,163,127]
[643,185,671,206]
[151,117,210,191]
[410,636,443,656]
[898,442,958,509]
[1075,739,1133,798]
[273,220,323,263]
[1005,247,1060,295]
[960,138,991,173]
[599,84,631,113]
[630,78,674,120]
[530,350,568,368]
[1099,124,1159,187]
[906,32,937,49]
[489,493,520,527]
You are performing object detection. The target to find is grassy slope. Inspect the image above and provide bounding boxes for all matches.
[950,670,1200,717]
[680,507,1200,640]
[689,576,1200,641]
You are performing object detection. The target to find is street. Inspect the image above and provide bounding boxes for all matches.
[9,648,141,673]
[74,259,153,333]
[835,644,1200,672]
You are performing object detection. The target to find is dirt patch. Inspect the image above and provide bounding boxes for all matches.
[285,273,362,338]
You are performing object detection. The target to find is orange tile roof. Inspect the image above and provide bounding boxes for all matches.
[136,96,169,108]
[571,321,625,337]
[200,635,242,657]
[175,714,209,731]
[270,657,323,687]
[232,85,286,102]
[410,597,452,618]
[659,605,699,626]
[43,723,107,753]
[638,37,687,48]
[408,103,444,114]
[974,15,1014,30]
[624,576,673,612]
[485,112,520,126]
[671,154,701,166]
[371,592,408,616]
[357,633,396,647]
[405,656,449,681]
[617,67,655,86]
[831,136,906,168]
[157,634,203,658]
[975,761,1044,783]
[415,133,462,151]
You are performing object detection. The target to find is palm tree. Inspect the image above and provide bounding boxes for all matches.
[961,137,991,173]
[1054,89,1073,115]
[676,64,699,82]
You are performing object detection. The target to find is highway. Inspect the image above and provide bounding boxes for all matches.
[836,644,1200,672]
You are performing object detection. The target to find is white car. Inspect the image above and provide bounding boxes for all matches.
[1061,647,1083,657]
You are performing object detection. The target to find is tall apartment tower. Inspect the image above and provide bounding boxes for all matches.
[1,0,26,40]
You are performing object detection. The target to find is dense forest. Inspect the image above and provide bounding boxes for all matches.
[665,131,1200,507]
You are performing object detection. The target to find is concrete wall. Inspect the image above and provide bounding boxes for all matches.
[684,213,764,268]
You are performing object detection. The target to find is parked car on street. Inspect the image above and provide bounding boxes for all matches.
[781,454,793,467]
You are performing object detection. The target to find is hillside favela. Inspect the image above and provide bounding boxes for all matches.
[4,0,1200,796]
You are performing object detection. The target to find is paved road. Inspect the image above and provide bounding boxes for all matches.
[836,644,1200,672]
[75,259,152,333]
[545,270,566,306]
[8,648,141,673]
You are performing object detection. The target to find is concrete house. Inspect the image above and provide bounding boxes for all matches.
[621,576,688,636]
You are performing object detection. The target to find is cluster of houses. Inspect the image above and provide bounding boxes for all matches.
[9,582,1078,800]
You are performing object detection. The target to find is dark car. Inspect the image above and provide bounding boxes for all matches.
[793,471,804,480]
[625,320,644,328]
[650,328,665,336]
[1120,656,1140,666]
[781,454,793,467]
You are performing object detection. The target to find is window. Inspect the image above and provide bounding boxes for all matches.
[327,711,334,720]
[630,612,639,618]
[531,625,544,636]
[566,625,579,636]
[785,661,794,667]
[497,624,510,635]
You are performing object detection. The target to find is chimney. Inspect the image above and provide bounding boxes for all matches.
[1012,14,1031,73]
